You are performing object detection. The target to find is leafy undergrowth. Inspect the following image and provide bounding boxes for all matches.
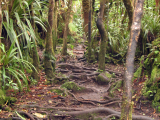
[0,44,159,120]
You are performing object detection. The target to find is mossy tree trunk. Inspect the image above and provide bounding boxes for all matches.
[96,0,108,71]
[0,0,2,89]
[120,0,144,119]
[122,0,133,31]
[53,0,58,52]
[30,2,40,81]
[87,0,92,62]
[44,0,55,80]
[61,0,72,55]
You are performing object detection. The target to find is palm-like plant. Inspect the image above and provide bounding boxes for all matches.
[0,0,47,91]
[3,0,46,56]
[0,40,35,91]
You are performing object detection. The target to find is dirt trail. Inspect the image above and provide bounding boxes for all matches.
[1,43,159,120]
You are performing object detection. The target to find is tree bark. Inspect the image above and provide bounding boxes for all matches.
[122,0,133,31]
[61,0,72,55]
[30,2,40,81]
[120,0,144,119]
[44,0,55,80]
[96,0,108,71]
[53,0,58,52]
[87,0,92,62]
[82,0,89,37]
[155,0,160,14]
[0,0,2,89]
[82,0,93,62]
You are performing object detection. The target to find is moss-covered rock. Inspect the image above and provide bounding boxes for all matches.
[50,89,66,96]
[61,81,85,92]
[95,72,111,85]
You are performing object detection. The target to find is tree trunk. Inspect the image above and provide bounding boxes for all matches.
[61,0,72,55]
[87,0,92,62]
[155,0,160,14]
[0,0,2,89]
[120,0,144,119]
[44,0,55,80]
[96,0,108,71]
[53,0,58,52]
[30,2,40,81]
[82,0,93,62]
[82,0,89,37]
[122,0,133,31]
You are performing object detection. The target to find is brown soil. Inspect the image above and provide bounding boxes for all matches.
[0,43,159,120]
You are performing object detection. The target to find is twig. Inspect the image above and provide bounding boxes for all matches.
[68,91,97,106]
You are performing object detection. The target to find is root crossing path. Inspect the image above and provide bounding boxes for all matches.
[2,44,159,120]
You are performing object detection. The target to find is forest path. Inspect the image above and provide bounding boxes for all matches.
[1,43,159,120]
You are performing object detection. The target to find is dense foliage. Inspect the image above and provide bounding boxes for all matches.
[0,0,160,116]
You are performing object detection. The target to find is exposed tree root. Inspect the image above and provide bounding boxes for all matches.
[56,68,70,73]
[69,74,87,80]
[72,69,84,73]
[55,102,67,107]
[58,63,81,69]
[54,107,155,120]
[21,105,84,111]
[82,67,97,71]
[68,91,97,106]
[86,72,100,76]
[104,81,111,92]
[102,114,120,120]
[104,100,121,106]
[2,117,22,120]
[78,79,91,84]
[68,90,121,107]
[79,58,87,62]
[103,95,113,100]
[17,111,35,120]
[105,68,124,76]
[19,105,156,120]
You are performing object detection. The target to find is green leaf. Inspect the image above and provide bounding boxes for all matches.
[155,58,157,62]
[155,50,159,54]
[7,68,22,91]
[15,111,26,120]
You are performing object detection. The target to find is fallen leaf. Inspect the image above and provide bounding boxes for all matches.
[48,100,52,104]
[33,113,46,118]
[51,95,59,98]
